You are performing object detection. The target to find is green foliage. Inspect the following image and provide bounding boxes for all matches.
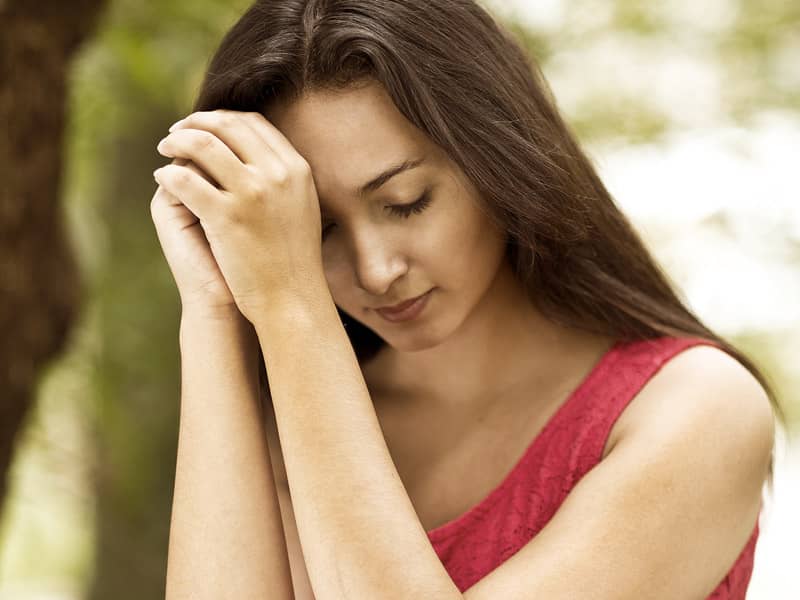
[568,93,671,145]
[718,0,800,120]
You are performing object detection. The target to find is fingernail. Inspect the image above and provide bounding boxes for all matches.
[168,119,184,133]
[153,168,161,181]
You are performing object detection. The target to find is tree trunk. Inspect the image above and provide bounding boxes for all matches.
[0,0,107,512]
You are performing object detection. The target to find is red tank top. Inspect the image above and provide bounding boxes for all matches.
[426,336,761,598]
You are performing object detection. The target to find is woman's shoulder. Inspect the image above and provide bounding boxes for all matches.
[610,340,775,469]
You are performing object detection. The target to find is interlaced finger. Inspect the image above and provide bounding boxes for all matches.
[158,129,246,195]
[153,161,227,222]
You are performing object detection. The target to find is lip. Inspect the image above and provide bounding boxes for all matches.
[375,289,433,322]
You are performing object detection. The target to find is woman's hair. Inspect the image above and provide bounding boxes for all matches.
[193,0,784,485]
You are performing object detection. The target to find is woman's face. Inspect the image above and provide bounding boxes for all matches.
[265,80,508,353]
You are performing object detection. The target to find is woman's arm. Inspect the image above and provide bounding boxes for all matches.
[253,287,462,600]
[165,307,293,600]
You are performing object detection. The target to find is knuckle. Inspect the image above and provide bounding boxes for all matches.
[175,169,192,185]
[218,112,237,129]
[291,158,312,177]
[268,165,290,186]
[246,111,266,126]
[189,130,215,151]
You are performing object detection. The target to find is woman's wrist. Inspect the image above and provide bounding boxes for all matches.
[180,299,243,322]
[179,303,256,351]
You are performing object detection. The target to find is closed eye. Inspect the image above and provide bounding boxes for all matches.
[321,188,433,241]
[387,188,433,218]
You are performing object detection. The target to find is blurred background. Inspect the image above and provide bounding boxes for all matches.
[0,0,797,598]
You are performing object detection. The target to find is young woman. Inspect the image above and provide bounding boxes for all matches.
[150,1,781,598]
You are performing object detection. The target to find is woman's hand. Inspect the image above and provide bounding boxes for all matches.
[153,110,327,324]
[150,157,239,318]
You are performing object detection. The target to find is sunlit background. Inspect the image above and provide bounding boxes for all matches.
[1,0,798,598]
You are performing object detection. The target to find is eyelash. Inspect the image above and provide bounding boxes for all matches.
[321,189,433,240]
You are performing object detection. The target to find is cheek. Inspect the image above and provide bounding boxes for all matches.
[445,211,506,289]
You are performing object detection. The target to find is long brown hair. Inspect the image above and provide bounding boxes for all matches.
[193,0,784,485]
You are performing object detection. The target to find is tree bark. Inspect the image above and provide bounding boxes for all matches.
[0,0,107,511]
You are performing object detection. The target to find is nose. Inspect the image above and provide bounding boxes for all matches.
[349,227,409,298]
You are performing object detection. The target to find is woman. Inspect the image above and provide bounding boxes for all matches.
[150,1,781,598]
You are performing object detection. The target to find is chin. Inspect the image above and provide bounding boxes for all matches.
[378,313,459,355]
[385,334,441,354]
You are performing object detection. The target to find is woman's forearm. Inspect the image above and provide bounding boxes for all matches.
[165,309,293,600]
[253,288,461,600]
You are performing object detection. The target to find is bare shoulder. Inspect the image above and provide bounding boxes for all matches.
[464,342,776,598]
[612,342,776,476]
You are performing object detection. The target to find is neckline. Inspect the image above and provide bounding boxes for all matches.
[425,338,625,541]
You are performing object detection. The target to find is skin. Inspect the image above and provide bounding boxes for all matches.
[154,78,775,599]
[264,79,616,416]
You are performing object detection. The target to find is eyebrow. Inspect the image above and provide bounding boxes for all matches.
[319,156,426,218]
[358,156,426,198]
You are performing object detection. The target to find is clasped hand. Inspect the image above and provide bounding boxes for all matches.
[153,109,326,323]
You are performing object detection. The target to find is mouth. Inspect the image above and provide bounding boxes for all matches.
[374,289,434,323]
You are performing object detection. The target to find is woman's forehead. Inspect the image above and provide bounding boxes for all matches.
[266,83,441,200]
